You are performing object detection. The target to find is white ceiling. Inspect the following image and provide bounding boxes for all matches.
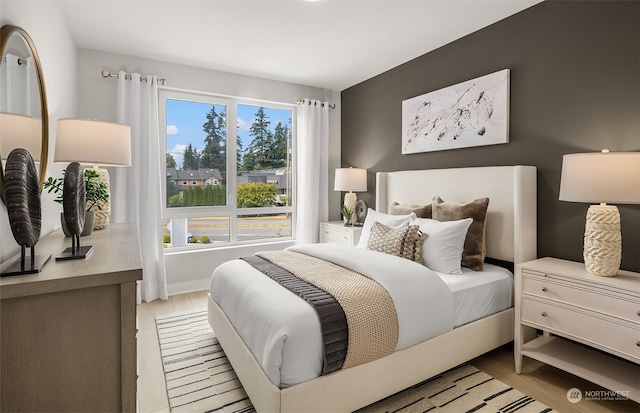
[57,0,543,91]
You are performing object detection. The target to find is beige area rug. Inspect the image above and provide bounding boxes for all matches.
[156,310,554,413]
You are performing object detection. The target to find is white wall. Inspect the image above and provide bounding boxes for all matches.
[0,1,77,262]
[76,48,342,294]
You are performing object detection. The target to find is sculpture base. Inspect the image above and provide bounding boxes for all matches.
[56,245,94,261]
[1,254,51,277]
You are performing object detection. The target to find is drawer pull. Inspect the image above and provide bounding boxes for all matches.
[637,311,640,317]
[541,312,548,317]
[541,287,548,292]
[637,341,640,347]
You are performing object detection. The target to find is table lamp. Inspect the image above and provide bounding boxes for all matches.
[0,112,42,162]
[559,149,640,276]
[54,119,131,230]
[334,167,367,225]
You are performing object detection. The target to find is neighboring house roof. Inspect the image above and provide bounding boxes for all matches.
[167,168,223,182]
[238,170,288,191]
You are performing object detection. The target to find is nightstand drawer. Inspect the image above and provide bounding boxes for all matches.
[522,297,640,362]
[319,222,361,246]
[522,275,640,324]
[321,226,353,244]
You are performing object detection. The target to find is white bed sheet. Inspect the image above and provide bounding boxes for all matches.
[435,263,513,328]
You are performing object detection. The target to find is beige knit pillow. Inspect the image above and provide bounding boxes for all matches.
[390,202,432,218]
[366,221,426,264]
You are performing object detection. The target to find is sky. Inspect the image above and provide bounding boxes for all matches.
[166,99,292,169]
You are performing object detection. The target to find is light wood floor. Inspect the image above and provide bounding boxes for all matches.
[137,291,639,413]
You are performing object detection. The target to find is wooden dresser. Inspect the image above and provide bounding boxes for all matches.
[1,223,142,412]
[515,257,640,403]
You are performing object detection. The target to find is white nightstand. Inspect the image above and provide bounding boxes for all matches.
[515,257,640,403]
[319,221,362,246]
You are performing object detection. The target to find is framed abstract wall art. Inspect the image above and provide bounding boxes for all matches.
[402,69,510,154]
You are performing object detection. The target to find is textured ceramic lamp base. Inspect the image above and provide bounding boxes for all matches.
[344,192,357,225]
[583,204,621,277]
[92,168,111,230]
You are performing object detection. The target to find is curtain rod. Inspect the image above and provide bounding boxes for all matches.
[296,98,335,110]
[1,56,27,65]
[101,70,167,86]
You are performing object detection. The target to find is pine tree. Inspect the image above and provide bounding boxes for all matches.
[236,132,244,171]
[271,121,289,168]
[204,185,214,205]
[201,106,227,173]
[243,107,271,171]
[183,144,200,170]
[166,153,177,168]
[213,185,226,205]
[193,186,204,206]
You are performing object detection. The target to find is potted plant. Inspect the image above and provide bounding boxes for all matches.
[43,169,109,236]
[341,205,353,226]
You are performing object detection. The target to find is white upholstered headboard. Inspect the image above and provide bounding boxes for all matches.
[376,166,537,264]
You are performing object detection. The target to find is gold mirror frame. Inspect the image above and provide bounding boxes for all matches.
[0,25,49,205]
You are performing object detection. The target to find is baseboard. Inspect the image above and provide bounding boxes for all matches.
[167,278,211,296]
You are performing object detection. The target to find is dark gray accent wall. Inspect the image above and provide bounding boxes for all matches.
[341,0,639,272]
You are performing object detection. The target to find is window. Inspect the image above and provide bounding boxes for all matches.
[160,90,295,250]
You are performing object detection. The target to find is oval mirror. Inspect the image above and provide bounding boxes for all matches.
[0,25,49,205]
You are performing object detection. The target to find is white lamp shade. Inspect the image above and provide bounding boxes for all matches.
[0,112,42,161]
[54,118,131,167]
[334,167,367,192]
[559,151,640,204]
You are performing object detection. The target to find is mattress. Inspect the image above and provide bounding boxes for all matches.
[434,263,513,328]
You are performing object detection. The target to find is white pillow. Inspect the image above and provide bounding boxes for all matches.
[357,208,413,248]
[409,216,473,274]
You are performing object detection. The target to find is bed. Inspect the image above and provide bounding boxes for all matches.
[208,165,537,412]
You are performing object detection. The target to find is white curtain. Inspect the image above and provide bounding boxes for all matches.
[113,71,168,303]
[296,99,329,243]
[25,57,39,116]
[0,54,36,115]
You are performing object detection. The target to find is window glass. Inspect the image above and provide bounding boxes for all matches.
[162,217,230,247]
[165,98,227,208]
[237,213,292,241]
[160,91,295,250]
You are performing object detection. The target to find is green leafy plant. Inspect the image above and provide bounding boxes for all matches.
[236,181,279,208]
[200,235,211,244]
[43,169,110,211]
[341,205,353,223]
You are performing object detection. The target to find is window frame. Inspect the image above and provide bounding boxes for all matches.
[159,88,297,251]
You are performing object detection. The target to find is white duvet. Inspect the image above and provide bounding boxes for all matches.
[209,243,455,388]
